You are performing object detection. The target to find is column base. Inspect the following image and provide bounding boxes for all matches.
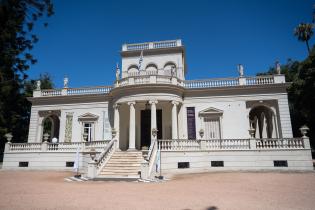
[127,148,137,151]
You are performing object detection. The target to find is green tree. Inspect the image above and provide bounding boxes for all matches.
[294,23,314,54]
[257,49,315,148]
[0,0,53,161]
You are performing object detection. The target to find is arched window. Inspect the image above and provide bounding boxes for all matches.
[128,64,139,77]
[249,106,277,139]
[145,63,158,75]
[42,115,60,142]
[164,62,177,76]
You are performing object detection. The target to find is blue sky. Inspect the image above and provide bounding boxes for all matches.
[30,0,314,88]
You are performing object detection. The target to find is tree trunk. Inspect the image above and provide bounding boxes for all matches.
[306,40,311,54]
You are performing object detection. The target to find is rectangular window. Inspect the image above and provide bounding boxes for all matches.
[19,162,29,167]
[273,160,288,167]
[211,161,224,167]
[178,162,190,169]
[66,162,74,167]
[187,107,196,139]
[83,123,93,141]
[204,117,221,139]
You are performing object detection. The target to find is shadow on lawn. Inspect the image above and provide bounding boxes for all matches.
[183,206,218,210]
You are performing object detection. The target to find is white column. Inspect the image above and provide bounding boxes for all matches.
[128,101,136,150]
[37,116,44,143]
[149,100,158,141]
[114,104,120,146]
[172,101,179,139]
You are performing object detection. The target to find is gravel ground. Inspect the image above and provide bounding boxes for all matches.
[0,171,314,210]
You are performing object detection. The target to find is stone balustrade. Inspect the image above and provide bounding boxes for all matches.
[184,78,240,88]
[33,74,286,97]
[122,40,181,51]
[158,138,306,151]
[9,143,42,152]
[256,138,304,149]
[245,75,275,85]
[6,140,110,153]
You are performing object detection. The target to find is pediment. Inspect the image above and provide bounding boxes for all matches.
[78,113,99,121]
[199,107,223,116]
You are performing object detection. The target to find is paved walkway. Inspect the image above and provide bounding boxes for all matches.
[0,171,314,210]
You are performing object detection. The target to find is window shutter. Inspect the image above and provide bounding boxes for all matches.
[187,107,196,139]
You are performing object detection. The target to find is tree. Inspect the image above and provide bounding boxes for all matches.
[257,48,315,149]
[0,0,53,161]
[294,23,314,54]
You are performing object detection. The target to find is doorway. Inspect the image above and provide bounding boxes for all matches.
[140,109,162,148]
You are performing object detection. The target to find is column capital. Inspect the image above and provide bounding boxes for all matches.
[171,100,179,105]
[149,100,158,105]
[127,101,136,106]
[113,103,120,110]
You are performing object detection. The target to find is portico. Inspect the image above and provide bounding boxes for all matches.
[113,100,181,151]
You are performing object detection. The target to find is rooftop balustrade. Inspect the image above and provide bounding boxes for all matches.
[122,40,182,51]
[33,74,286,97]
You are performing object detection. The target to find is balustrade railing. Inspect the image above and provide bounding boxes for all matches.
[256,138,304,149]
[153,40,177,48]
[41,89,62,96]
[7,140,110,152]
[36,74,283,98]
[127,68,175,77]
[67,86,112,95]
[9,143,42,152]
[184,78,239,89]
[123,40,180,51]
[159,139,201,151]
[204,139,250,150]
[245,76,274,85]
[158,138,304,151]
[96,139,117,175]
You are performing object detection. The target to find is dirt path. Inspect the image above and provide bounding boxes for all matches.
[0,171,314,210]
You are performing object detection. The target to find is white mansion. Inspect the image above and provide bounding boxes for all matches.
[3,40,313,179]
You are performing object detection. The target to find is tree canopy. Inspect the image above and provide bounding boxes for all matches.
[0,0,54,160]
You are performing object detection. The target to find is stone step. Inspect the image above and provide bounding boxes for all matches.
[111,155,143,158]
[110,156,143,159]
[100,172,139,176]
[106,163,141,167]
[102,168,140,172]
[95,175,140,181]
[98,151,143,178]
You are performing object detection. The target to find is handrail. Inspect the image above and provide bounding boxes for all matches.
[96,139,116,174]
[147,140,158,177]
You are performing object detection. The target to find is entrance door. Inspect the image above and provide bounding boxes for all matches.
[141,109,163,148]
[141,110,151,148]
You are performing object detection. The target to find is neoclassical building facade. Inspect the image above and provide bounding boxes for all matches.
[3,40,313,179]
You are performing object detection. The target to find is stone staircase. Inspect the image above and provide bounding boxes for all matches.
[97,151,143,180]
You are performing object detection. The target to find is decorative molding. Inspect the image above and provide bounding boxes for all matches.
[78,113,99,122]
[199,107,223,116]
[64,113,73,142]
[38,110,61,117]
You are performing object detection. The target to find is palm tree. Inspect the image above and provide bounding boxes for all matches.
[294,23,314,54]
